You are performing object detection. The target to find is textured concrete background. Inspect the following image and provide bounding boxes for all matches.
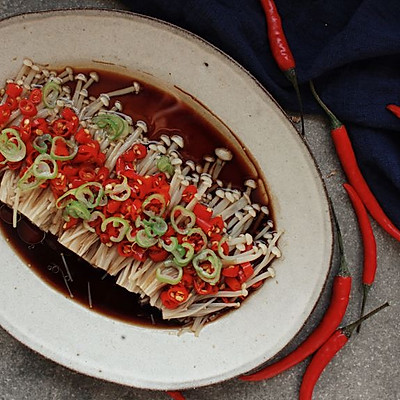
[0,1,399,399]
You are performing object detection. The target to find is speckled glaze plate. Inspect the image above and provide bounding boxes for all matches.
[0,10,333,390]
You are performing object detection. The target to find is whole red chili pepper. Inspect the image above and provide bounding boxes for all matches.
[166,391,186,400]
[310,81,400,242]
[386,104,400,119]
[299,302,389,400]
[343,183,377,333]
[260,0,304,135]
[241,210,352,381]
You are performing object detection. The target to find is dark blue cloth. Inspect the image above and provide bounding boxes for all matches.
[121,0,400,229]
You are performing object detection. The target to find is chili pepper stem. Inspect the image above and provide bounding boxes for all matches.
[343,301,389,338]
[356,284,371,333]
[285,68,305,136]
[309,81,342,129]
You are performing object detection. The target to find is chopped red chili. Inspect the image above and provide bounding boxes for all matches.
[18,99,37,117]
[193,203,212,220]
[0,104,11,124]
[132,143,147,159]
[29,88,43,105]
[182,185,197,203]
[5,82,22,98]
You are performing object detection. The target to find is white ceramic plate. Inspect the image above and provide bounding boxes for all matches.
[0,10,333,390]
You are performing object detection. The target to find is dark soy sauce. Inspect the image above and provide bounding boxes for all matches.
[0,69,263,327]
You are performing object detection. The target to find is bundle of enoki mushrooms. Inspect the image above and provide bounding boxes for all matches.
[0,59,282,335]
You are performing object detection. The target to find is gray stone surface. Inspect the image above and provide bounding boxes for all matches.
[0,1,399,399]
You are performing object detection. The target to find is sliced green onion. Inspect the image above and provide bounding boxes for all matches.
[33,134,53,154]
[135,229,158,248]
[32,153,58,180]
[150,216,168,236]
[0,128,26,162]
[55,187,77,209]
[174,244,186,258]
[17,168,44,191]
[63,200,91,221]
[108,176,131,201]
[93,113,129,140]
[126,226,136,242]
[83,211,105,233]
[135,216,144,228]
[156,261,183,285]
[75,182,104,209]
[186,228,208,252]
[193,249,222,285]
[173,242,195,267]
[143,220,158,238]
[142,193,167,217]
[170,205,196,235]
[101,216,130,243]
[156,155,174,176]
[50,136,78,161]
[43,80,61,109]
[162,236,179,252]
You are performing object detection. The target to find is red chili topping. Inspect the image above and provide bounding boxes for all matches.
[5,82,22,98]
[0,104,11,124]
[29,88,43,105]
[18,99,37,117]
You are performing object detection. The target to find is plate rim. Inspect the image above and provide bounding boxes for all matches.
[0,8,334,390]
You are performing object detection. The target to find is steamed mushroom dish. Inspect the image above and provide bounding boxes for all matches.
[0,59,282,335]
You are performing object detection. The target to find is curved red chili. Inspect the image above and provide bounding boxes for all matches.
[299,302,389,400]
[310,82,400,242]
[240,275,351,381]
[260,0,304,135]
[343,183,377,331]
[299,330,348,400]
[386,104,400,118]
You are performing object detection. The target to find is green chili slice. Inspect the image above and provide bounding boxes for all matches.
[162,236,179,252]
[108,176,131,201]
[101,216,130,243]
[186,228,208,252]
[93,113,129,140]
[0,128,26,162]
[55,187,77,209]
[126,226,136,242]
[156,261,183,285]
[33,134,53,154]
[83,211,105,233]
[150,216,168,236]
[17,168,44,191]
[63,200,91,221]
[142,193,167,217]
[193,249,222,285]
[32,153,58,180]
[173,242,195,267]
[43,80,61,109]
[75,182,104,209]
[170,205,196,235]
[135,229,158,248]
